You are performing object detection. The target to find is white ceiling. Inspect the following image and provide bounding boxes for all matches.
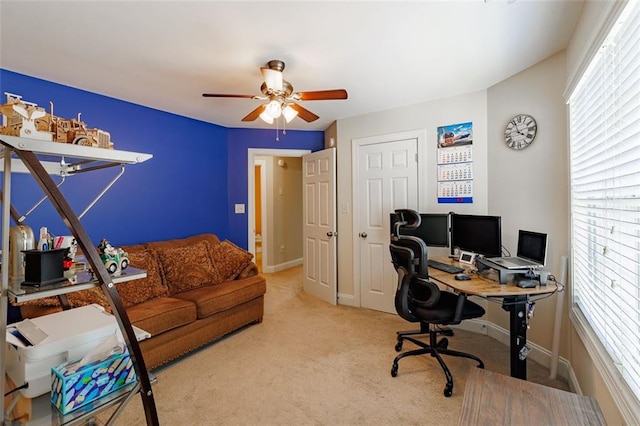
[0,1,585,132]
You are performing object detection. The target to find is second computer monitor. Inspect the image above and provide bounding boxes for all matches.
[450,213,502,258]
[390,212,450,247]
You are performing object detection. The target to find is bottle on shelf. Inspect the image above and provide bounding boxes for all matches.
[37,226,50,251]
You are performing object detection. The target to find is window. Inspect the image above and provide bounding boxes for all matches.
[569,0,640,419]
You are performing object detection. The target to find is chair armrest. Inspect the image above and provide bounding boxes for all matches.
[450,292,468,325]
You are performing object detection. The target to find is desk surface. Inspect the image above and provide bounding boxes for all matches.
[428,257,557,297]
[458,368,606,425]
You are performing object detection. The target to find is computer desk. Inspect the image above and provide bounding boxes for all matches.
[427,257,558,380]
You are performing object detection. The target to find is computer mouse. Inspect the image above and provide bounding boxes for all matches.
[455,273,471,281]
[517,279,538,288]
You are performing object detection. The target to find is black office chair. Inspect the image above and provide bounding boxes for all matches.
[389,209,485,397]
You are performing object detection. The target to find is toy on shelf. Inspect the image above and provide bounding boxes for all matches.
[57,237,78,270]
[97,239,129,274]
[0,92,114,149]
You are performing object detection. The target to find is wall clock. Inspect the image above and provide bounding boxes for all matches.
[504,114,537,150]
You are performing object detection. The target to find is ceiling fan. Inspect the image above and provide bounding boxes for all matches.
[202,59,348,124]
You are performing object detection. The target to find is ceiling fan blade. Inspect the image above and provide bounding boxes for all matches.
[289,103,319,122]
[261,68,283,91]
[296,89,348,101]
[202,93,255,99]
[242,105,266,122]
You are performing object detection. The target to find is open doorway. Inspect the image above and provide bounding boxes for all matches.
[253,159,267,271]
[247,148,310,273]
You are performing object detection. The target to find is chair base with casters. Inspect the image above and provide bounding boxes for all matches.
[393,325,453,352]
[390,321,484,397]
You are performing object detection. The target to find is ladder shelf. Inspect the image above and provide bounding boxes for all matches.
[0,135,159,425]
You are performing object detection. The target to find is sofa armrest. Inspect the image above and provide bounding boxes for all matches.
[236,262,259,279]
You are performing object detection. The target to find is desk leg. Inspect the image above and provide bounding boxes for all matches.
[503,295,528,380]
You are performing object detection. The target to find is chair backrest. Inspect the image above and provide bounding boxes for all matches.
[390,209,429,278]
[389,209,440,321]
[389,244,420,322]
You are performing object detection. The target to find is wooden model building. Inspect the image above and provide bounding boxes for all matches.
[0,92,114,149]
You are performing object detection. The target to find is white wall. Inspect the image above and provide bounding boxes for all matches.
[335,91,489,297]
[486,51,569,356]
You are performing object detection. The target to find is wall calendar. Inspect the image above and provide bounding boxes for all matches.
[436,122,473,203]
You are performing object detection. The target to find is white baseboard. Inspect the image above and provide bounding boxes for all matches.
[337,292,356,306]
[449,318,489,335]
[566,362,583,395]
[263,258,302,273]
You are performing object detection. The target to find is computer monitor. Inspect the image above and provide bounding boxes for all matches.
[390,212,450,248]
[517,230,548,264]
[450,213,502,258]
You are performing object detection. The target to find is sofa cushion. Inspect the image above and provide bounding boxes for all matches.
[181,234,257,281]
[126,297,197,336]
[150,239,220,294]
[173,275,266,319]
[211,240,254,281]
[181,234,221,250]
[117,244,168,307]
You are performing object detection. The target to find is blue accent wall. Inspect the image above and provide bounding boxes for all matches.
[0,69,324,248]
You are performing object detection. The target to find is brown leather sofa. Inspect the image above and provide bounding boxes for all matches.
[18,234,266,370]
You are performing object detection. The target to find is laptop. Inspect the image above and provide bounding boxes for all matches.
[486,230,548,270]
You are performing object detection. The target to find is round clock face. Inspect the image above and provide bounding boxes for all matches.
[504,114,537,150]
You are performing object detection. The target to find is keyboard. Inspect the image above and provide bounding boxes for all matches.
[427,259,464,274]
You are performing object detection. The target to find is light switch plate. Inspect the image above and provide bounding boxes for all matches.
[235,204,245,214]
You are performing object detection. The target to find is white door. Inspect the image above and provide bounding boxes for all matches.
[302,148,337,304]
[355,137,418,313]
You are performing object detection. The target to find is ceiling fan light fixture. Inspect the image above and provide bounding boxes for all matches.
[283,105,298,123]
[259,110,274,124]
[265,99,282,118]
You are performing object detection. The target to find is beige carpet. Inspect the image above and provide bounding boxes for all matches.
[105,266,569,425]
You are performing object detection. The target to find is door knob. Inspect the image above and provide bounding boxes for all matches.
[359,232,367,238]
[327,232,334,237]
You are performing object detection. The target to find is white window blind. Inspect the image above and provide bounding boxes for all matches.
[569,0,640,405]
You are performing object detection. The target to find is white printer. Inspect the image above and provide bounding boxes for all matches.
[6,304,148,398]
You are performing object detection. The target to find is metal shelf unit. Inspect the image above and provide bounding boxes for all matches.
[0,135,159,425]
